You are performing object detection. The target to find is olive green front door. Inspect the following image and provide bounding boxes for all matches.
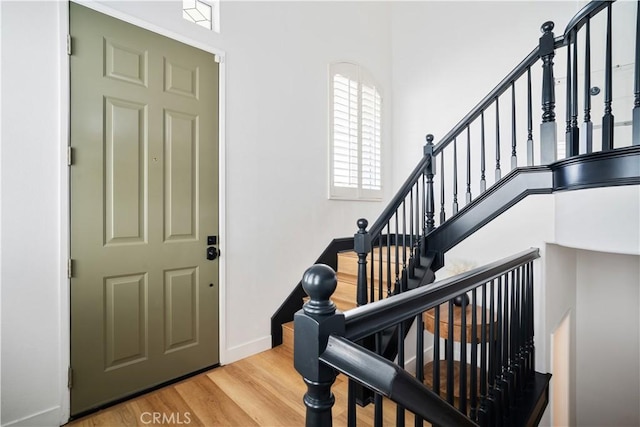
[70,3,219,415]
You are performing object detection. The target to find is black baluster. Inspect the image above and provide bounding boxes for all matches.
[495,276,505,424]
[508,271,517,407]
[511,82,517,169]
[527,67,534,166]
[571,29,580,155]
[434,305,441,397]
[567,30,580,157]
[416,311,425,427]
[414,178,421,268]
[397,318,406,427]
[370,239,375,303]
[294,265,342,427]
[425,135,435,232]
[487,279,499,426]
[460,293,468,414]
[440,153,446,224]
[517,267,525,394]
[540,21,557,164]
[375,333,383,427]
[348,380,356,427]
[470,288,478,421]
[602,3,614,150]
[378,237,383,301]
[446,299,455,405]
[520,265,528,381]
[499,275,511,420]
[477,283,488,424]
[495,99,502,181]
[466,126,472,205]
[355,218,370,307]
[481,111,487,192]
[401,201,408,292]
[453,138,459,214]
[633,0,640,145]
[565,35,573,158]
[528,261,536,375]
[409,188,414,278]
[393,214,402,295]
[386,223,392,297]
[582,19,593,153]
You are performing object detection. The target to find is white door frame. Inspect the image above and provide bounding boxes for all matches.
[59,1,227,422]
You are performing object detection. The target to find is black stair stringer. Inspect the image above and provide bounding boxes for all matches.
[427,166,553,256]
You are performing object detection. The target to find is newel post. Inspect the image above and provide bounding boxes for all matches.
[424,134,436,234]
[294,264,345,427]
[539,21,557,164]
[354,218,371,307]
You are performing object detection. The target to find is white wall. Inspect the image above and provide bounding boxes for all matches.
[575,249,640,427]
[0,1,392,425]
[545,244,577,427]
[556,185,640,255]
[1,2,67,426]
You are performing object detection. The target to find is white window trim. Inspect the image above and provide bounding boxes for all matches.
[329,62,382,201]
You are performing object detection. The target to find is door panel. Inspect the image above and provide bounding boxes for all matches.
[70,3,219,415]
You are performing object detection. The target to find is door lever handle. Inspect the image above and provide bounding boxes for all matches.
[206,246,220,260]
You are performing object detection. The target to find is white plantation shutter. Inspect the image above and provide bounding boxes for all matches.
[329,63,382,200]
[361,84,381,191]
[332,74,359,189]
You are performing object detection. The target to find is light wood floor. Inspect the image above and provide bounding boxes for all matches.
[66,344,424,427]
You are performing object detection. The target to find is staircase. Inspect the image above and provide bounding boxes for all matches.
[275,0,640,425]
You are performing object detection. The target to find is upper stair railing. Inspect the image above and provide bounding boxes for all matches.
[353,0,639,308]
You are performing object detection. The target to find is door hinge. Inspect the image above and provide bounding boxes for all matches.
[68,366,73,389]
[67,146,73,166]
[67,259,74,279]
[67,34,72,56]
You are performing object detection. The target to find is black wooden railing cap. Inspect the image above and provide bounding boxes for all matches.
[356,218,368,233]
[302,264,337,316]
[541,21,554,33]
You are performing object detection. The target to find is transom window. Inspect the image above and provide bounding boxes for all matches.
[329,62,382,201]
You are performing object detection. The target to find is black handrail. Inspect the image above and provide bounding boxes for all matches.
[562,0,611,38]
[320,335,478,427]
[345,248,540,342]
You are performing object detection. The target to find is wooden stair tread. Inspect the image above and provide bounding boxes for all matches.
[423,360,482,400]
[337,246,412,262]
[337,248,412,282]
[423,303,495,343]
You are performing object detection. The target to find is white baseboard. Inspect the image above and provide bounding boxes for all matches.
[2,406,60,427]
[222,335,272,365]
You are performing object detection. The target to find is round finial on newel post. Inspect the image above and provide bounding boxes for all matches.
[426,134,434,145]
[302,264,337,316]
[541,21,554,34]
[356,218,368,234]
